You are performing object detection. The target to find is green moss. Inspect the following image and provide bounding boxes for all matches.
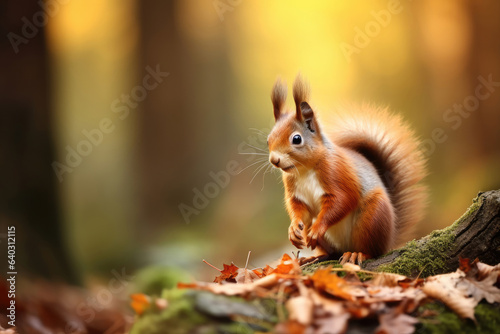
[376,232,454,277]
[374,195,483,277]
[133,266,192,296]
[131,289,208,334]
[302,195,483,278]
[131,288,278,334]
[301,260,341,275]
[355,271,374,281]
[418,302,500,334]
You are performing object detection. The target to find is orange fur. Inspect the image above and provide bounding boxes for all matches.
[268,75,427,262]
[352,188,395,256]
[325,105,428,246]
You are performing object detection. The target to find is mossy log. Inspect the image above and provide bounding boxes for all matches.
[132,190,500,333]
[359,190,500,277]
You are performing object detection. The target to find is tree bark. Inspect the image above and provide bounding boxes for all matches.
[0,1,76,282]
[362,190,500,276]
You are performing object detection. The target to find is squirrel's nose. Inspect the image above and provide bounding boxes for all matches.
[270,156,280,167]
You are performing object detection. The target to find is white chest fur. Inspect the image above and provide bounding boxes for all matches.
[294,170,325,215]
[293,170,358,252]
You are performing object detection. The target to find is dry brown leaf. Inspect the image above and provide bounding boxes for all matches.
[309,289,350,334]
[315,313,350,334]
[423,266,500,320]
[285,282,315,326]
[376,312,418,334]
[178,273,281,297]
[366,286,426,304]
[235,268,261,284]
[286,295,314,326]
[311,268,362,301]
[341,263,361,271]
[476,262,500,283]
[310,289,347,316]
[461,270,500,304]
[423,271,475,319]
[274,320,310,334]
[178,256,500,331]
[372,273,408,287]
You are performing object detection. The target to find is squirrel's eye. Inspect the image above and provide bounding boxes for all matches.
[292,134,302,145]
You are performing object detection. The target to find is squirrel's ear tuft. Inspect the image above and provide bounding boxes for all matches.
[299,101,318,132]
[271,78,287,121]
[293,74,310,122]
[300,101,314,120]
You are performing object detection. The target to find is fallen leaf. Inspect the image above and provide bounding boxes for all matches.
[459,257,478,274]
[155,298,168,310]
[262,265,275,276]
[366,286,426,304]
[286,295,314,326]
[310,288,350,323]
[235,267,261,283]
[284,281,314,326]
[372,273,407,287]
[311,268,364,301]
[214,263,239,283]
[274,320,309,334]
[476,262,500,283]
[273,253,301,275]
[460,269,500,305]
[315,313,350,334]
[423,266,500,320]
[130,293,151,315]
[376,312,418,334]
[177,255,500,331]
[342,263,361,272]
[178,273,281,297]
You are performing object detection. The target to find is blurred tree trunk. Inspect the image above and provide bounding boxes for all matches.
[467,1,500,160]
[0,1,76,282]
[137,1,231,233]
[411,0,500,235]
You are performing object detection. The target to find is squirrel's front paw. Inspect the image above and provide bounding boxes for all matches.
[307,223,327,250]
[288,220,306,249]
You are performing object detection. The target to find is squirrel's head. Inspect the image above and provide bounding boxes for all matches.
[267,75,325,174]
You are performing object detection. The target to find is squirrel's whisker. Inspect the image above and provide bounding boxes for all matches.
[261,164,273,191]
[250,162,269,184]
[238,152,269,156]
[242,142,268,153]
[249,127,269,137]
[236,158,268,175]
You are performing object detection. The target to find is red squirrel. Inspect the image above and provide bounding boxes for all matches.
[267,75,427,264]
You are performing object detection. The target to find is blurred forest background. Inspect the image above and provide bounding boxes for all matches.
[1,0,499,285]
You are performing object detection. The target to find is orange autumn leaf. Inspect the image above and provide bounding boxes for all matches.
[252,268,264,278]
[310,267,355,301]
[177,282,198,289]
[130,293,151,315]
[169,254,500,332]
[214,263,239,283]
[272,253,300,275]
[459,257,478,274]
[262,265,275,276]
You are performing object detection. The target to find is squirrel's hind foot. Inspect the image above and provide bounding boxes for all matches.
[340,252,370,265]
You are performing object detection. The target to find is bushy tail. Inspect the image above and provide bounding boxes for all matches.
[325,104,428,246]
